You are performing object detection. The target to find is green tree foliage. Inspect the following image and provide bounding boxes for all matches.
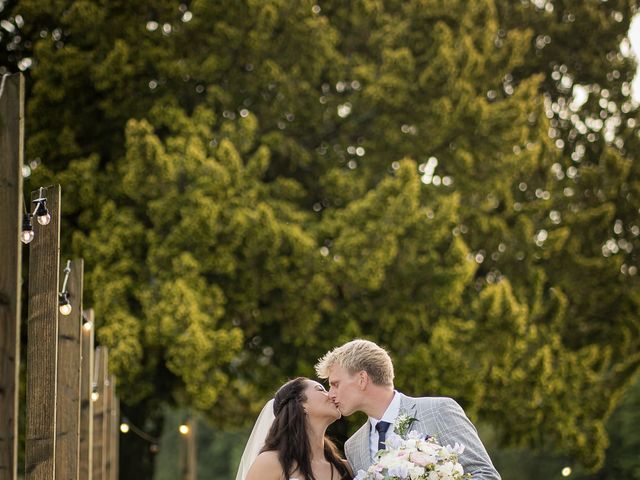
[481,374,640,479]
[591,373,640,479]
[2,0,640,475]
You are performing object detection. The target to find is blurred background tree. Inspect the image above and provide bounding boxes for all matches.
[1,0,639,478]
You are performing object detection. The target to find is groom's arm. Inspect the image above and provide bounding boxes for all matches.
[430,398,501,480]
[343,438,357,474]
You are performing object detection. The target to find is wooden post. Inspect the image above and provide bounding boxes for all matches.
[180,418,197,480]
[79,309,95,480]
[24,185,62,480]
[92,347,108,480]
[103,375,112,480]
[55,259,83,480]
[107,376,118,480]
[187,419,197,480]
[111,395,119,480]
[0,72,24,480]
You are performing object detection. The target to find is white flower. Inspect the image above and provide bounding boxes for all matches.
[384,432,404,449]
[408,465,426,479]
[435,461,456,476]
[388,464,410,478]
[360,429,468,479]
[444,442,466,455]
[354,470,367,480]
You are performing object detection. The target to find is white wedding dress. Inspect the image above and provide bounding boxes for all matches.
[235,400,276,480]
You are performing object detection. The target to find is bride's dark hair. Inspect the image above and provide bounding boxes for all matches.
[261,377,351,480]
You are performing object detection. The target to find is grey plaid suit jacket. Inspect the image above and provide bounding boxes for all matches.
[344,393,501,479]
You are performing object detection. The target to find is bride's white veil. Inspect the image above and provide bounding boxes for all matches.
[235,399,275,480]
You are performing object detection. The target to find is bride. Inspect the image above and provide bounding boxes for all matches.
[236,377,353,480]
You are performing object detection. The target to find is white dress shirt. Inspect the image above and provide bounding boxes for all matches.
[368,391,401,459]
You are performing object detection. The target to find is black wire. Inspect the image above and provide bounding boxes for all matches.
[123,419,159,444]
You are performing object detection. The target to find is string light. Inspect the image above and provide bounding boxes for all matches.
[58,292,72,316]
[562,467,572,477]
[21,187,51,244]
[91,350,101,402]
[178,423,190,435]
[91,383,99,402]
[32,188,51,225]
[81,311,93,331]
[58,260,72,316]
[120,416,160,454]
[20,213,34,244]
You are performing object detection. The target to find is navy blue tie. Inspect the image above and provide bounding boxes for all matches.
[375,421,392,451]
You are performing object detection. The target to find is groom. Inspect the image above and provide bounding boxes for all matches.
[315,339,501,479]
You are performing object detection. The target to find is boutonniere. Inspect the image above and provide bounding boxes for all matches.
[393,410,418,437]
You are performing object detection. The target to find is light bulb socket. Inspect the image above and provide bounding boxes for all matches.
[58,291,70,306]
[32,196,46,214]
[23,212,33,230]
[31,194,51,226]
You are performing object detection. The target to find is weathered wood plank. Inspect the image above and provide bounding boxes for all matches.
[0,72,24,480]
[103,375,112,480]
[79,309,95,480]
[55,259,83,480]
[111,395,119,480]
[25,185,61,480]
[92,347,108,480]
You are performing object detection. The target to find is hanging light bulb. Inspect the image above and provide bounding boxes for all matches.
[21,213,34,244]
[58,291,72,316]
[82,320,93,332]
[31,188,51,225]
[58,261,72,316]
[91,383,99,402]
[36,208,51,226]
[120,421,130,434]
[178,423,190,435]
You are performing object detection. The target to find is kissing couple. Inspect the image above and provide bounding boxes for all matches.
[235,339,501,480]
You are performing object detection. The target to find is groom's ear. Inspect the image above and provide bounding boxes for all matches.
[358,370,369,389]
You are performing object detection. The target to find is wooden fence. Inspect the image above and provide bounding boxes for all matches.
[0,72,120,480]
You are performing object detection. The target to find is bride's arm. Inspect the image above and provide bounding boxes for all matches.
[245,451,283,480]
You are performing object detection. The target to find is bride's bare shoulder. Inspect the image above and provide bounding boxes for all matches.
[245,451,282,480]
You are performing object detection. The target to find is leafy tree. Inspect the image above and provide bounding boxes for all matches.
[591,373,640,479]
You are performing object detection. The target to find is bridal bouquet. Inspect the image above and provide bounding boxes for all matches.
[354,414,471,480]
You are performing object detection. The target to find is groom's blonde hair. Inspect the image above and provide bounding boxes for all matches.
[315,339,394,386]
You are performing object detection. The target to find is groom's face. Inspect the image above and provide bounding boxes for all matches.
[327,363,363,416]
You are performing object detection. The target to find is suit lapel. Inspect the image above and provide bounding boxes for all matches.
[399,393,418,422]
[398,393,422,434]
